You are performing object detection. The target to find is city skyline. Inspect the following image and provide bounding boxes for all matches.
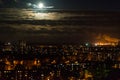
[0,1,120,79]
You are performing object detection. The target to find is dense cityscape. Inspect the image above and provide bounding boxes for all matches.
[0,1,120,80]
[0,41,120,80]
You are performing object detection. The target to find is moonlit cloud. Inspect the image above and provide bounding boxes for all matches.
[0,9,120,43]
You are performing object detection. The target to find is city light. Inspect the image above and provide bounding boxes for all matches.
[94,34,120,46]
[94,42,117,46]
[0,42,120,79]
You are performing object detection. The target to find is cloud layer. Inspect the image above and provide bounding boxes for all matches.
[0,9,120,44]
[0,22,119,44]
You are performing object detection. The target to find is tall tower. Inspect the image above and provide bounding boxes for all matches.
[19,41,27,54]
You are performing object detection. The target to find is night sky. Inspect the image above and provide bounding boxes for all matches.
[0,0,120,10]
[0,0,120,44]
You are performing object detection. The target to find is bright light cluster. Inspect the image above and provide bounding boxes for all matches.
[94,42,118,46]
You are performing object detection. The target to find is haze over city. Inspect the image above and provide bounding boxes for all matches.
[0,0,120,80]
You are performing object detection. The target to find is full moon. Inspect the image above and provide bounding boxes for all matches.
[38,3,44,9]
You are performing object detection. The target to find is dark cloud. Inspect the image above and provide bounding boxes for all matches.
[0,22,120,44]
[0,9,120,44]
[0,0,3,5]
[0,0,2,4]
